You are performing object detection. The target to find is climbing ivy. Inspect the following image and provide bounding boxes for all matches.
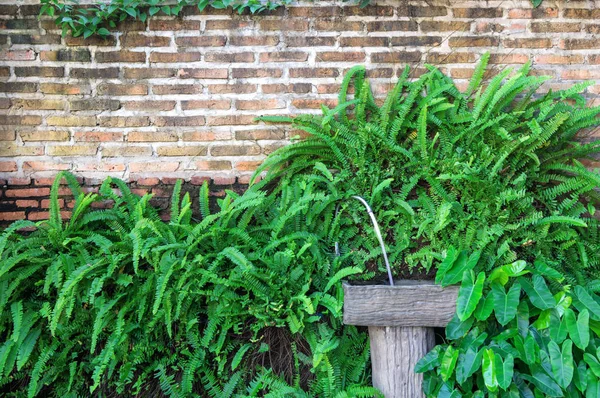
[40,0,544,38]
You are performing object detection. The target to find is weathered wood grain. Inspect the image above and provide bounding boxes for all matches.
[369,326,435,398]
[343,281,459,327]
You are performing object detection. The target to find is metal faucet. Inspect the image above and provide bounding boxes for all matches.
[335,196,395,286]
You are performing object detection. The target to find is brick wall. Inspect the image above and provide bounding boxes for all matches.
[1,0,600,221]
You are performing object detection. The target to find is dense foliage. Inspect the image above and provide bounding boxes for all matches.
[0,172,379,396]
[418,252,600,397]
[256,54,600,284]
[40,0,543,38]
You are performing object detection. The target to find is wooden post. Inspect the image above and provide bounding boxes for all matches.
[343,281,458,398]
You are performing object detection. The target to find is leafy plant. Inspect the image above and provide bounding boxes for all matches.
[0,171,379,396]
[40,0,545,38]
[255,54,600,284]
[418,254,600,397]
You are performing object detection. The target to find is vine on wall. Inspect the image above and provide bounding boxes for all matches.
[40,0,543,38]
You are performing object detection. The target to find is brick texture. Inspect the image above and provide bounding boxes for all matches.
[1,0,600,221]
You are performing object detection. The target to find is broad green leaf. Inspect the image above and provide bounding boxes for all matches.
[520,275,556,310]
[550,310,568,344]
[566,308,590,350]
[492,281,521,326]
[525,365,564,397]
[534,260,564,282]
[436,246,459,285]
[549,339,574,389]
[457,271,485,321]
[532,309,551,329]
[575,361,588,393]
[456,348,483,384]
[475,293,494,321]
[441,345,459,382]
[584,353,600,378]
[587,369,600,398]
[517,300,530,337]
[497,353,514,390]
[442,250,480,286]
[446,314,474,340]
[524,334,540,365]
[483,348,498,392]
[415,346,441,373]
[422,372,439,396]
[575,286,600,320]
[438,382,462,398]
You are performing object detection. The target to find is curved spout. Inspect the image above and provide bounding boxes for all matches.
[335,196,395,286]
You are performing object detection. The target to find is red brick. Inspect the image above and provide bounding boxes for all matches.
[228,36,279,46]
[124,68,177,79]
[149,19,200,30]
[0,50,35,61]
[236,99,285,110]
[371,52,421,64]
[210,144,261,156]
[16,200,39,208]
[152,116,206,127]
[288,6,341,17]
[181,100,231,110]
[175,36,226,47]
[96,51,146,63]
[129,162,180,172]
[122,34,171,47]
[231,68,283,78]
[503,38,553,48]
[259,51,309,62]
[153,85,204,95]
[178,69,228,79]
[5,188,50,198]
[535,55,584,65]
[149,52,202,63]
[366,21,417,31]
[8,178,31,186]
[316,52,365,62]
[206,115,256,126]
[289,68,339,78]
[0,212,26,221]
[208,84,256,94]
[0,161,17,172]
[205,20,253,30]
[531,22,581,33]
[97,84,148,96]
[449,37,500,47]
[205,52,255,63]
[195,160,232,171]
[40,199,63,208]
[259,20,308,31]
[285,37,336,47]
[23,161,71,171]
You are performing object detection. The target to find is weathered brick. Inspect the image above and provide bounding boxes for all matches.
[449,36,500,47]
[47,144,98,156]
[97,84,148,96]
[0,82,37,93]
[290,68,339,78]
[70,99,121,111]
[561,70,600,80]
[366,21,417,32]
[426,52,477,64]
[124,68,177,79]
[122,101,175,111]
[237,99,285,110]
[153,84,204,95]
[371,52,421,64]
[129,162,180,172]
[559,39,600,50]
[535,55,584,65]
[0,130,15,140]
[228,35,280,46]
[205,52,255,63]
[152,116,206,127]
[40,49,91,62]
[285,37,336,47]
[259,20,308,31]
[503,38,553,49]
[206,115,256,126]
[181,100,231,110]
[208,84,256,94]
[70,68,120,79]
[22,161,70,171]
[40,83,91,95]
[0,5,18,15]
[74,132,124,142]
[231,68,283,78]
[288,6,341,17]
[345,5,394,16]
[175,36,226,47]
[531,22,581,33]
[262,83,312,94]
[0,67,8,77]
[182,131,227,141]
[235,161,262,172]
[453,8,502,18]
[259,51,309,62]
[0,144,43,156]
[11,99,65,110]
[65,35,116,46]
[293,98,338,109]
[149,19,201,31]
[0,98,9,109]
[122,34,171,47]
[149,52,202,63]
[102,146,153,157]
[339,37,389,47]
[195,160,232,171]
[391,36,442,47]
[420,21,471,32]
[157,146,208,156]
[205,20,253,30]
[96,51,146,63]
[178,68,228,79]
[0,19,38,29]
[211,144,261,156]
[0,161,18,172]
[235,129,285,140]
[0,115,42,125]
[488,53,529,64]
[47,116,96,127]
[0,50,36,61]
[128,131,178,142]
[316,51,365,62]
[563,9,600,19]
[15,66,64,77]
[97,117,150,128]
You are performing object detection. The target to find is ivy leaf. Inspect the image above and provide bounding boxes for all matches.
[520,275,556,310]
[492,281,521,326]
[549,339,574,389]
[149,6,160,15]
[456,271,485,321]
[565,308,590,350]
[531,0,543,7]
[482,348,498,392]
